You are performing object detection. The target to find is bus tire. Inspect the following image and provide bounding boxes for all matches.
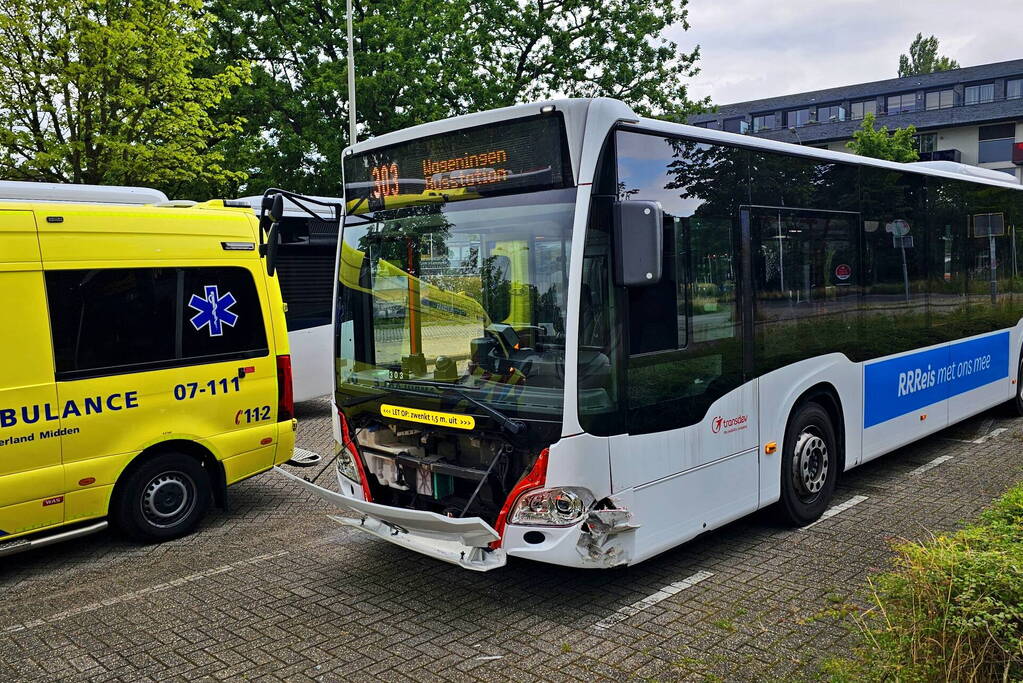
[779,402,837,527]
[1006,351,1023,416]
[112,453,212,542]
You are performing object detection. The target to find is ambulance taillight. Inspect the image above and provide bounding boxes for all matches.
[276,355,294,421]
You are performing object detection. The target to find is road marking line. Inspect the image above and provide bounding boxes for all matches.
[2,550,289,635]
[593,570,713,630]
[909,455,953,476]
[944,426,1008,445]
[974,427,1007,444]
[800,495,868,531]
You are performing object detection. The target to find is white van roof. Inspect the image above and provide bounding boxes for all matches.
[0,180,169,205]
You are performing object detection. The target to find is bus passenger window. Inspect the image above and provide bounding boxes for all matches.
[611,130,746,435]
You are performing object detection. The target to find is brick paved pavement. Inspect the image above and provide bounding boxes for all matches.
[1,398,1021,682]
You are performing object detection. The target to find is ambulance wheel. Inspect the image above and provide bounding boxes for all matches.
[779,403,837,527]
[112,453,211,542]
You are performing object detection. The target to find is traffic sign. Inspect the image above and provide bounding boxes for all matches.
[886,219,911,237]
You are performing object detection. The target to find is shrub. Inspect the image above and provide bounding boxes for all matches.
[826,484,1023,682]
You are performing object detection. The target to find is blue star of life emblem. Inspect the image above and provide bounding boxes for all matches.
[188,285,239,337]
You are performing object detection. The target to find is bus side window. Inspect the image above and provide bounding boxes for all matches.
[627,218,678,354]
[614,130,745,435]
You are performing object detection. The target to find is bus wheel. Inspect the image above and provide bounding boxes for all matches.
[1008,352,1023,416]
[779,403,837,526]
[112,453,212,542]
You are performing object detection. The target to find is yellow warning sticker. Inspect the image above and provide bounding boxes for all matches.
[380,404,476,430]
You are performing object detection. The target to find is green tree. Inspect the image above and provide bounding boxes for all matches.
[846,113,919,163]
[0,0,251,197]
[206,0,707,195]
[898,33,959,77]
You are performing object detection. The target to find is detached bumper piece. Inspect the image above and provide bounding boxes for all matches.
[275,467,506,571]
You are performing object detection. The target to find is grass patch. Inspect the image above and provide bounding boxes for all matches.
[825,483,1023,681]
[711,618,736,632]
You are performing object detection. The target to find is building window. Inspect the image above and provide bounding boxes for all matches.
[1007,79,1022,100]
[965,83,995,105]
[918,133,937,154]
[886,93,916,115]
[850,100,877,120]
[691,121,720,130]
[817,105,846,123]
[978,123,1015,163]
[723,117,749,134]
[752,113,776,132]
[787,108,812,128]
[925,89,954,110]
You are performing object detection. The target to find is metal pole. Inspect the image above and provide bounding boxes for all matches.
[989,234,997,304]
[900,238,910,302]
[346,0,357,146]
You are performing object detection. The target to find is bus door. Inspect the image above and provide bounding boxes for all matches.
[606,211,758,543]
[0,209,65,537]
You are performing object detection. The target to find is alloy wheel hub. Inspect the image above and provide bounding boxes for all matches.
[792,430,829,500]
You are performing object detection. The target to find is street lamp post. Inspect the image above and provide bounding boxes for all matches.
[346,0,357,146]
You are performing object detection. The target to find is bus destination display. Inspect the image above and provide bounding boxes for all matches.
[344,115,570,211]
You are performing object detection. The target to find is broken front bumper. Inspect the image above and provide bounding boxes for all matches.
[275,467,507,571]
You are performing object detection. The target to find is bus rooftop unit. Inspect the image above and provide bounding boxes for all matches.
[279,98,1023,571]
[233,194,341,403]
[0,185,297,557]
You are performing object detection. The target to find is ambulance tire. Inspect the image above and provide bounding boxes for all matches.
[112,453,212,542]
[778,402,837,527]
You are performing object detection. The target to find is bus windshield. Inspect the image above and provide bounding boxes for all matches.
[335,188,575,423]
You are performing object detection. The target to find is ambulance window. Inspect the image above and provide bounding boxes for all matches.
[47,267,268,379]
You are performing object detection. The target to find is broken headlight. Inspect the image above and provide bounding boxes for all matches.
[335,440,360,483]
[509,487,595,526]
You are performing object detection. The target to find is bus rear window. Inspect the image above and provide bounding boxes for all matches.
[343,113,573,213]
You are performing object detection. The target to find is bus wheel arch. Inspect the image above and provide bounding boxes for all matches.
[109,440,224,542]
[777,383,843,526]
[790,383,846,477]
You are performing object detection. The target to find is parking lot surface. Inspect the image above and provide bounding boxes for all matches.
[2,398,1022,682]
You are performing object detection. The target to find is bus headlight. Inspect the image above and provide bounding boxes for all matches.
[335,441,360,483]
[509,487,595,526]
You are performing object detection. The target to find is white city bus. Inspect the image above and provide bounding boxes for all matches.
[280,98,1023,570]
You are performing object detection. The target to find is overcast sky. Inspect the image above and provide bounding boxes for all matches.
[673,0,1022,106]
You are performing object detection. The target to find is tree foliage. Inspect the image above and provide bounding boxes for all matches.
[898,33,959,77]
[0,0,251,196]
[206,0,706,195]
[846,114,919,163]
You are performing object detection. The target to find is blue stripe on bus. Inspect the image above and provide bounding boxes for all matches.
[864,331,1010,428]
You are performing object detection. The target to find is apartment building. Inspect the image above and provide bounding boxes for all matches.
[689,59,1023,182]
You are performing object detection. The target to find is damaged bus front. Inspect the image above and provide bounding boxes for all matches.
[283,103,632,570]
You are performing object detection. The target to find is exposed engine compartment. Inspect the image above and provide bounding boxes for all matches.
[353,420,537,526]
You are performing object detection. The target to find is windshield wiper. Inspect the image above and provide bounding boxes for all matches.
[384,378,526,436]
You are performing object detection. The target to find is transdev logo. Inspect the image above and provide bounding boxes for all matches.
[712,414,748,434]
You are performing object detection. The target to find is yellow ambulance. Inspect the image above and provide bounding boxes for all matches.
[0,182,296,556]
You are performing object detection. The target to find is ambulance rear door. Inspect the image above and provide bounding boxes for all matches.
[0,208,65,538]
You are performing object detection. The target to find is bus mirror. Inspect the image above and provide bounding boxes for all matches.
[265,222,280,277]
[613,200,663,287]
[269,193,285,222]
